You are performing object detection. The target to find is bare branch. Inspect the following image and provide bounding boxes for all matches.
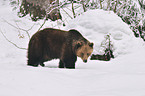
[113,0,118,13]
[71,0,76,18]
[0,29,27,50]
[117,2,127,14]
[61,7,73,19]
[82,0,86,12]
[27,23,36,31]
[38,19,47,31]
[107,0,110,10]
[3,19,31,39]
[99,0,102,9]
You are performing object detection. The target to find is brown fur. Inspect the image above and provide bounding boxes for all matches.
[76,43,93,62]
[27,28,93,69]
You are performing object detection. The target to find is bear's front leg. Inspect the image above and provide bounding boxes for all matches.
[65,63,75,69]
[63,56,77,69]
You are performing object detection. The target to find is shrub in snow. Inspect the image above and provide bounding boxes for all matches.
[90,34,114,61]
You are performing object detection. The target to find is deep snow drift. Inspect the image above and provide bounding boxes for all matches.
[0,1,145,96]
[65,10,143,57]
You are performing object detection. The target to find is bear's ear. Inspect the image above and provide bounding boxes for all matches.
[89,43,94,48]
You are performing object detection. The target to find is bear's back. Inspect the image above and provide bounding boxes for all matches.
[29,28,69,59]
[35,28,68,39]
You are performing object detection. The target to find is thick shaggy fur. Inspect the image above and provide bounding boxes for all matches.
[27,28,93,69]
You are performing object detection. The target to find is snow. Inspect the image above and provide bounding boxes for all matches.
[0,1,145,96]
[65,9,137,56]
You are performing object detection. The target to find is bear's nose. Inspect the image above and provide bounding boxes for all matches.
[83,60,87,63]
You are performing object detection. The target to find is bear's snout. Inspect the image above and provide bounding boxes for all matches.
[83,59,87,63]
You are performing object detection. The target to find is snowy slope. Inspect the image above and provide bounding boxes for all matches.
[65,9,141,57]
[0,1,145,96]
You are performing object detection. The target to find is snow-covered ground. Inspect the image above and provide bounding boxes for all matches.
[0,1,145,96]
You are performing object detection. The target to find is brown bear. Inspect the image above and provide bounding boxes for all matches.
[27,28,93,69]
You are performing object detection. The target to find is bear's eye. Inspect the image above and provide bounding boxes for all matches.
[87,53,90,56]
[81,53,84,57]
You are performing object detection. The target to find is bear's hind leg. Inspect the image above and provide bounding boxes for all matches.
[27,58,41,67]
[27,62,39,67]
[59,60,65,68]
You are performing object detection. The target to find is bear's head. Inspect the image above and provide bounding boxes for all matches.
[75,41,94,63]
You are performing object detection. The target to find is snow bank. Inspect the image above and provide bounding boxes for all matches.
[65,9,140,57]
[1,1,145,96]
